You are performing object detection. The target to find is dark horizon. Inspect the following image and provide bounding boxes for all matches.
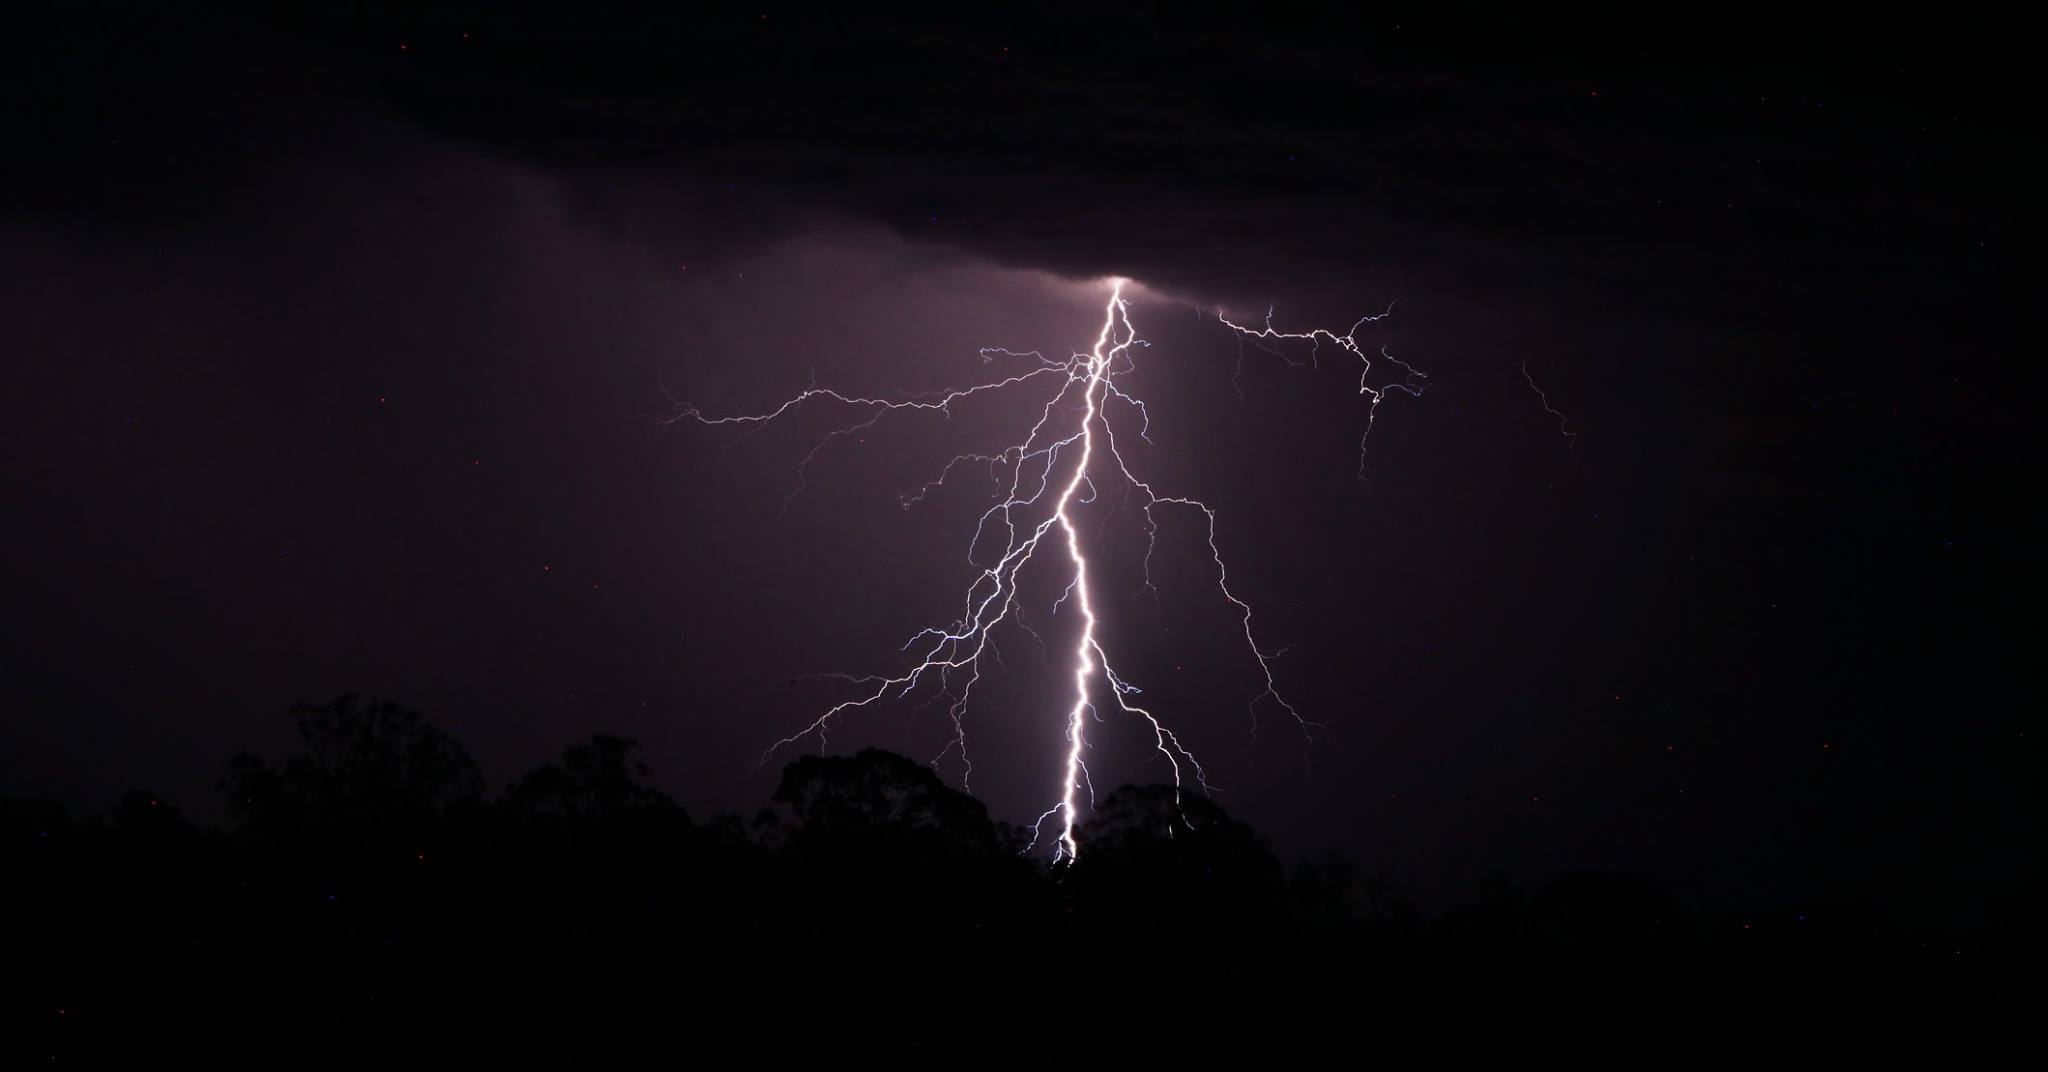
[22,699,2040,1065]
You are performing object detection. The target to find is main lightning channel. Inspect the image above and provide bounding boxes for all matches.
[1047,283,1125,860]
[672,279,1420,860]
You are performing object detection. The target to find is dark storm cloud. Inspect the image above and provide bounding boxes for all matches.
[10,5,2023,306]
[387,8,2027,331]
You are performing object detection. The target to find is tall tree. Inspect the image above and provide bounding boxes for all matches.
[222,695,483,840]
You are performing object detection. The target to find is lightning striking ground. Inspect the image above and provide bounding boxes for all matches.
[673,280,1421,860]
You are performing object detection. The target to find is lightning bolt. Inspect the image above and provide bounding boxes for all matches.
[673,279,1422,860]
[1520,357,1586,470]
[1217,303,1427,480]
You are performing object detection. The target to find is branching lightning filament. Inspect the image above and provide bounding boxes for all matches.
[1519,358,1585,470]
[672,280,1421,860]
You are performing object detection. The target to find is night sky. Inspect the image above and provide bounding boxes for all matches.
[3,5,2036,922]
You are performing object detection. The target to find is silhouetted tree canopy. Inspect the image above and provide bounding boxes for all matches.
[107,789,196,843]
[220,694,484,841]
[1,795,70,840]
[7,697,2039,1066]
[502,733,678,821]
[773,747,1000,859]
[1071,784,1285,920]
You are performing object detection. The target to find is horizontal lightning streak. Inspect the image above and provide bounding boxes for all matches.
[1217,304,1426,480]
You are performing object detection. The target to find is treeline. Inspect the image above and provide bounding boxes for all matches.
[4,696,2038,1066]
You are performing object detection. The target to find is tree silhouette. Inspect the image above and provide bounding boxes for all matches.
[107,789,197,844]
[4,705,2031,1065]
[221,694,483,842]
[1070,785,1285,922]
[502,733,678,821]
[763,747,1032,953]
[773,747,1000,857]
[2,715,2029,1066]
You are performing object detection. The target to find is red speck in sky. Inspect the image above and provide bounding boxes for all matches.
[542,564,552,572]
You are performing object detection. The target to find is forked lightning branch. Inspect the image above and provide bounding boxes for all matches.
[672,280,1427,860]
